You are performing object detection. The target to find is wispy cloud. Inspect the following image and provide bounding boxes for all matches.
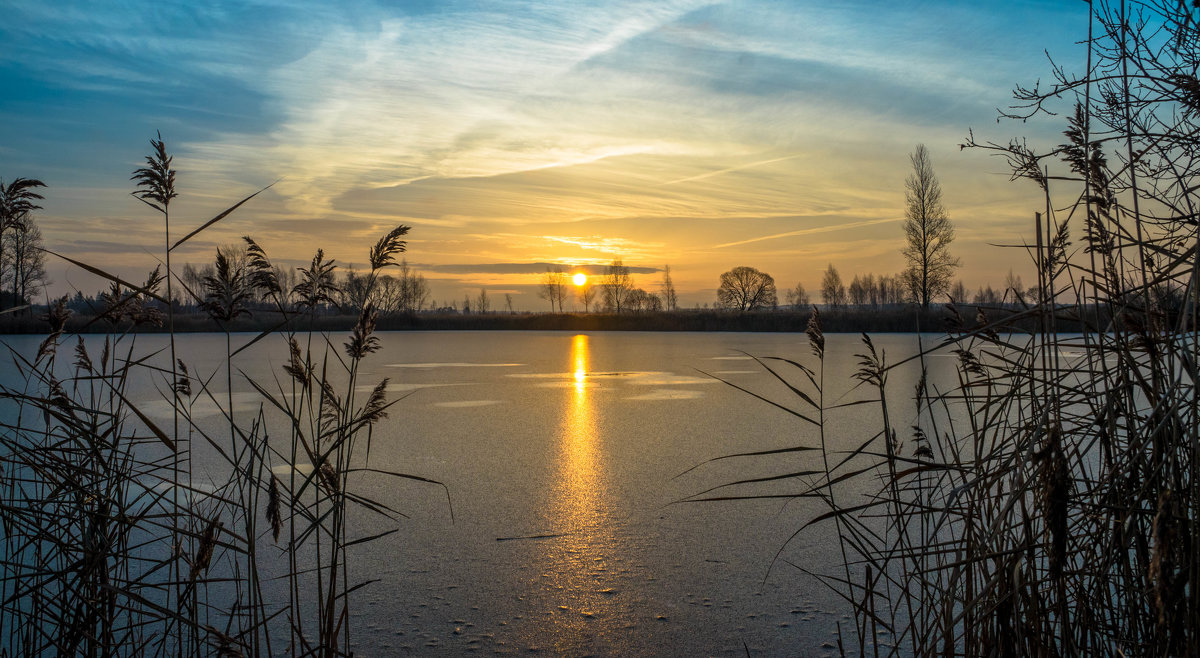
[542,235,663,255]
[656,154,805,186]
[712,218,901,249]
[5,0,1082,307]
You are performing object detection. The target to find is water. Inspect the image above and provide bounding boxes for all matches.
[1,330,951,655]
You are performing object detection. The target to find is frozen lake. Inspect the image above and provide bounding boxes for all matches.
[2,330,953,655]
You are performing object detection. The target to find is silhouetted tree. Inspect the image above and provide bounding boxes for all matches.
[821,264,846,308]
[577,282,595,312]
[601,260,634,312]
[1,213,47,306]
[394,259,430,313]
[862,273,879,306]
[181,262,218,309]
[848,274,869,306]
[626,288,647,312]
[374,274,402,312]
[716,266,777,311]
[949,280,969,304]
[1004,269,1033,305]
[475,288,490,314]
[539,266,567,312]
[660,264,678,311]
[879,273,907,305]
[341,267,372,312]
[0,177,46,310]
[272,264,297,306]
[902,144,959,308]
[785,281,810,308]
[504,293,514,314]
[973,285,1001,305]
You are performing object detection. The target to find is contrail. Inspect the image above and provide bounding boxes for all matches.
[656,154,804,187]
[712,217,899,248]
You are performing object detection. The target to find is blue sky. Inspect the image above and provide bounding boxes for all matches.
[2,0,1085,307]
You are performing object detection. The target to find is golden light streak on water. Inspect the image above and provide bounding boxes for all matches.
[564,334,597,508]
[535,333,624,651]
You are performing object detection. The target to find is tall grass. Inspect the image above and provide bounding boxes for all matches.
[0,138,447,656]
[686,2,1197,654]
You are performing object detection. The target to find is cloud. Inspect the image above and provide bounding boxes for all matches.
[6,0,1085,303]
[712,217,901,248]
[656,154,806,186]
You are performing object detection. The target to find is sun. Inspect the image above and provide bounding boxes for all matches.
[572,272,587,286]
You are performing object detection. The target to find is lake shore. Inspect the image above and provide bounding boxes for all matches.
[0,304,1096,335]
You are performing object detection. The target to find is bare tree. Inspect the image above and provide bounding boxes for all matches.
[848,274,869,306]
[373,275,401,312]
[660,264,678,311]
[272,264,297,306]
[0,177,46,310]
[949,280,969,304]
[973,285,1001,306]
[504,293,514,314]
[1004,269,1028,305]
[577,282,596,313]
[879,273,907,305]
[539,266,567,312]
[785,281,810,308]
[180,262,213,309]
[821,264,846,308]
[1,214,48,306]
[601,260,634,313]
[716,266,777,311]
[902,144,960,308]
[395,259,430,313]
[340,266,371,312]
[645,293,663,312]
[360,258,429,314]
[475,288,490,314]
[626,288,647,312]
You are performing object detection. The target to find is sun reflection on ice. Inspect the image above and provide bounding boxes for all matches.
[535,333,626,652]
[564,334,597,499]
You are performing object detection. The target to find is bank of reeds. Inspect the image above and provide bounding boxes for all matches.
[0,137,446,656]
[685,2,1198,654]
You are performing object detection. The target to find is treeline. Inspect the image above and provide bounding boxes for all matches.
[714,263,1064,313]
[2,303,1115,335]
[537,261,678,313]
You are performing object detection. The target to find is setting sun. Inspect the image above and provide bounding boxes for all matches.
[572,272,587,286]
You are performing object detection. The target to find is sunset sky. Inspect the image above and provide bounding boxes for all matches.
[2,1,1082,309]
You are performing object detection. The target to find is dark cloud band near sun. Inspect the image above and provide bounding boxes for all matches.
[416,263,659,275]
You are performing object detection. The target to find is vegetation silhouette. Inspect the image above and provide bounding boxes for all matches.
[820,263,846,308]
[0,177,47,313]
[683,1,1199,655]
[716,265,777,312]
[902,144,959,308]
[0,137,448,656]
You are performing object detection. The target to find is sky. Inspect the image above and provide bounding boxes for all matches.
[1,0,1086,309]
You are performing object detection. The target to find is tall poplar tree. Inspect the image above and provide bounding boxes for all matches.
[902,144,959,308]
